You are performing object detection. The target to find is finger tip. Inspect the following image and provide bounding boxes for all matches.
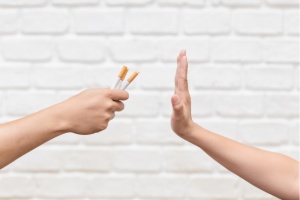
[180,49,186,56]
[171,94,180,105]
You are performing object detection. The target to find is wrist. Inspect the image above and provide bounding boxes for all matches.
[181,122,201,141]
[175,120,197,139]
[42,103,70,135]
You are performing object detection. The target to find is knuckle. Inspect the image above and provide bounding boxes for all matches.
[106,101,114,109]
[111,112,115,120]
[100,123,108,131]
[104,114,111,121]
[120,102,125,111]
[103,89,111,97]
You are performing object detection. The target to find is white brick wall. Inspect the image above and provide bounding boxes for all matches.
[0,0,298,199]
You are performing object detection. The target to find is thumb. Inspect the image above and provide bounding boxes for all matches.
[171,94,184,116]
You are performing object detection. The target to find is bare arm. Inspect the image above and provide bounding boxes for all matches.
[171,50,299,200]
[0,88,129,169]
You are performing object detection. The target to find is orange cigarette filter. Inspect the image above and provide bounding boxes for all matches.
[121,68,129,81]
[127,71,139,83]
[118,66,127,78]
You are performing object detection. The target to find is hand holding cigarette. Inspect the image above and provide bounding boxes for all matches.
[0,88,129,169]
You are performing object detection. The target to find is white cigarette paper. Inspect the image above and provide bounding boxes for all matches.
[111,77,121,89]
[121,71,139,90]
[111,66,127,89]
[116,68,129,89]
[120,80,130,90]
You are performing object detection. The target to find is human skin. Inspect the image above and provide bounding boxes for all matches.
[0,88,129,169]
[171,50,299,200]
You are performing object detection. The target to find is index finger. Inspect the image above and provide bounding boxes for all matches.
[109,89,129,101]
[175,50,186,93]
[177,56,189,92]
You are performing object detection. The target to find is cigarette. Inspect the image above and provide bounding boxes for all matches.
[111,66,127,89]
[116,68,128,89]
[120,71,139,90]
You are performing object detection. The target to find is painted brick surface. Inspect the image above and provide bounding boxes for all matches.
[21,12,69,34]
[234,11,282,35]
[0,11,18,33]
[0,1,297,199]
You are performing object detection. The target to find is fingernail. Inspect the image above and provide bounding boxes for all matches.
[172,95,180,105]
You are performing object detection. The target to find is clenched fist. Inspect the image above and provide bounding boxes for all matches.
[53,88,129,135]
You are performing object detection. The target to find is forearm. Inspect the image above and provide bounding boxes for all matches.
[0,105,66,169]
[185,123,299,200]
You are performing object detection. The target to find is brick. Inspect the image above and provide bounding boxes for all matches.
[241,122,288,145]
[266,95,299,118]
[36,176,87,198]
[290,150,299,161]
[183,11,230,34]
[188,177,238,199]
[242,180,276,199]
[84,120,134,145]
[159,0,205,6]
[0,67,30,88]
[46,132,80,145]
[136,119,184,145]
[0,11,18,33]
[6,93,56,116]
[161,39,210,62]
[34,67,83,89]
[113,149,161,172]
[162,93,212,117]
[12,148,63,172]
[83,66,107,88]
[163,149,213,172]
[21,12,68,34]
[130,10,178,34]
[215,95,264,117]
[118,93,159,117]
[74,11,124,34]
[0,95,3,116]
[266,0,299,6]
[83,65,138,89]
[245,65,294,90]
[291,122,299,145]
[57,39,105,62]
[106,0,153,6]
[52,0,99,5]
[191,94,212,117]
[265,40,299,63]
[220,0,261,6]
[295,67,299,90]
[137,177,187,198]
[141,65,176,89]
[110,39,157,62]
[6,93,71,116]
[195,121,238,140]
[0,0,46,6]
[235,11,282,35]
[88,177,135,198]
[213,40,262,62]
[192,65,241,89]
[2,39,53,61]
[285,11,299,35]
[0,176,35,198]
[64,150,112,171]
